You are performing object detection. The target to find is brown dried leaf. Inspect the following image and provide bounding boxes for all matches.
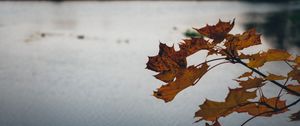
[286,85,300,94]
[195,88,256,121]
[265,73,287,81]
[237,97,288,117]
[241,49,291,68]
[177,38,212,58]
[236,78,265,89]
[238,71,253,79]
[154,64,209,102]
[288,69,300,83]
[195,19,235,43]
[224,28,261,50]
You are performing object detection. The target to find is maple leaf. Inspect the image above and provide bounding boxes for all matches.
[147,19,300,125]
[290,110,300,121]
[224,28,261,50]
[236,77,265,89]
[265,73,287,81]
[288,69,300,83]
[286,85,300,94]
[195,88,257,121]
[238,71,253,79]
[237,97,288,117]
[177,38,212,58]
[241,49,291,68]
[195,19,234,43]
[153,64,209,102]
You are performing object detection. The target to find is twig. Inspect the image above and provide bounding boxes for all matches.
[241,97,300,126]
[275,77,290,108]
[234,58,300,96]
[195,57,227,67]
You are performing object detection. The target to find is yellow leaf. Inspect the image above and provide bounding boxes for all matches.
[265,49,291,61]
[241,49,291,68]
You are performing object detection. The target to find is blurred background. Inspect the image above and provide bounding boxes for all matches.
[0,0,300,126]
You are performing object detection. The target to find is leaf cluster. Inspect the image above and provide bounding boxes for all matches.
[146,19,300,125]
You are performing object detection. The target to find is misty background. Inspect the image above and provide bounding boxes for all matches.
[0,1,300,126]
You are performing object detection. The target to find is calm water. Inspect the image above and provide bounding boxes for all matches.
[0,1,299,126]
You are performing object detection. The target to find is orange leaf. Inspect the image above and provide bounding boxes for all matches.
[146,56,180,72]
[265,49,291,61]
[238,71,253,79]
[286,85,300,94]
[288,69,300,83]
[241,49,291,68]
[237,97,288,117]
[154,70,177,83]
[265,73,287,81]
[154,64,209,102]
[195,19,234,43]
[236,78,265,89]
[224,28,261,50]
[195,88,256,121]
[178,38,212,58]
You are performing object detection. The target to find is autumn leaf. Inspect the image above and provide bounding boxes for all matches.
[286,85,300,94]
[238,71,253,79]
[224,28,261,50]
[288,69,300,83]
[154,64,209,102]
[154,70,177,83]
[236,77,265,89]
[195,88,257,121]
[146,56,180,72]
[195,19,234,43]
[265,73,287,81]
[241,49,291,68]
[147,19,300,125]
[290,110,300,121]
[177,38,212,58]
[237,97,288,117]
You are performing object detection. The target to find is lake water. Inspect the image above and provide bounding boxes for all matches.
[0,1,299,126]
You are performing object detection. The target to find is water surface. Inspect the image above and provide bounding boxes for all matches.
[0,1,299,126]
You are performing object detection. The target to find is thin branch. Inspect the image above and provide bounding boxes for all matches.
[194,61,230,84]
[241,110,273,126]
[234,58,300,96]
[284,60,294,69]
[195,57,227,67]
[275,77,290,108]
[241,97,300,126]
